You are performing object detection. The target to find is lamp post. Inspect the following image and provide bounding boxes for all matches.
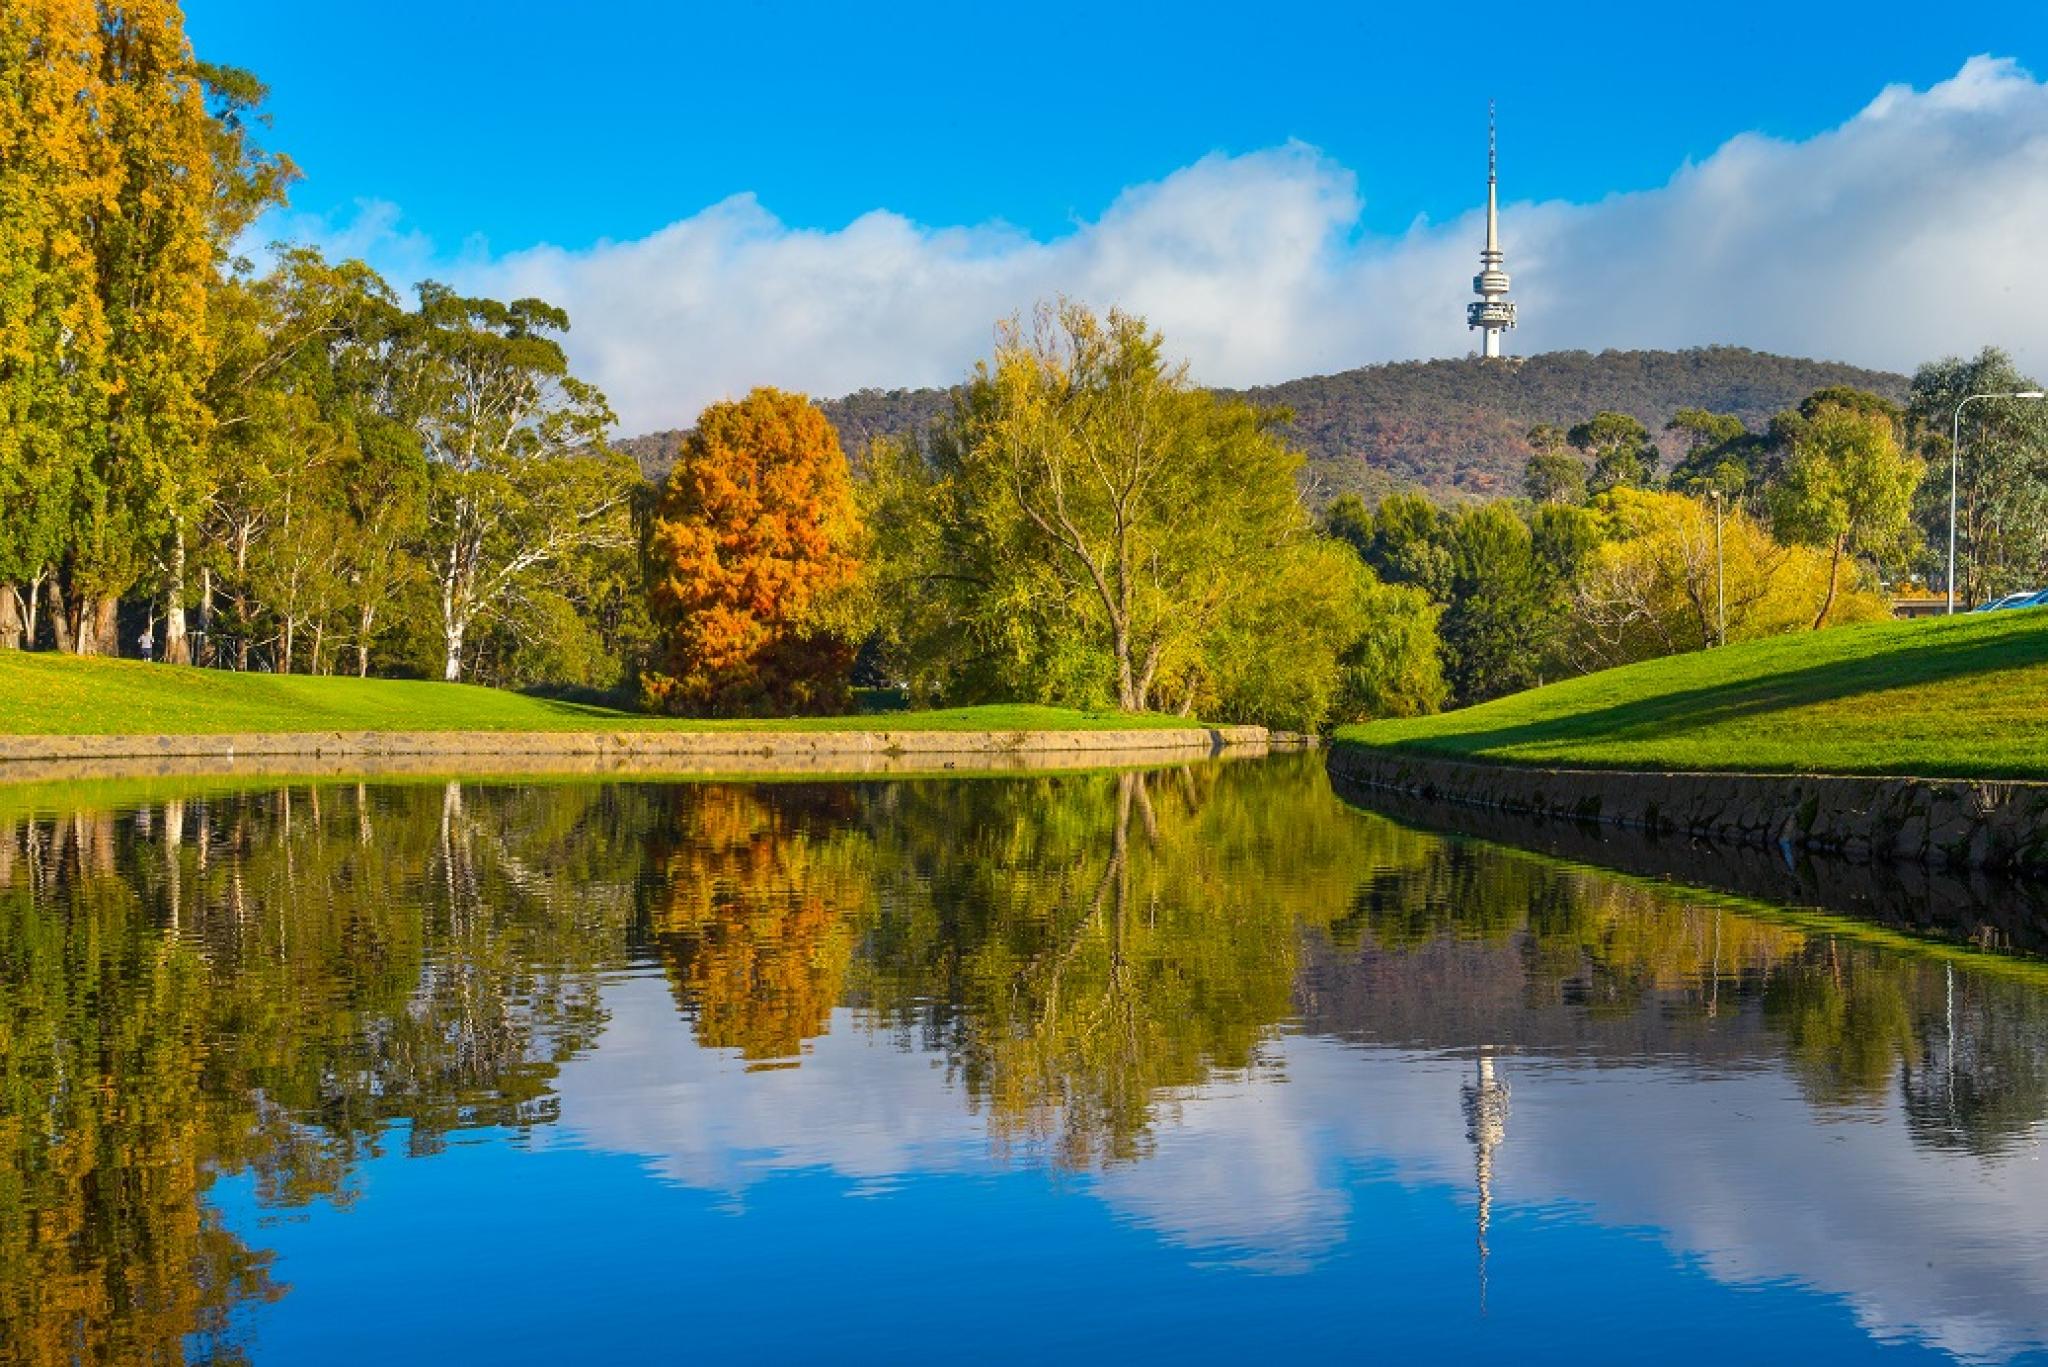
[1710,489,1726,647]
[1950,391,2048,614]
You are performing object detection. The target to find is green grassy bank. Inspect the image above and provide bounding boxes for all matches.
[1336,609,2048,780]
[0,653,1201,737]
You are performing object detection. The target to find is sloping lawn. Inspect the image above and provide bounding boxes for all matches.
[1336,609,2048,779]
[0,653,1203,736]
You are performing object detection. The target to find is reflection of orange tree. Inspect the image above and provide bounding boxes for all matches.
[648,787,876,1062]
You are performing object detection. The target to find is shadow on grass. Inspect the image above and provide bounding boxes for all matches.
[1406,624,2045,776]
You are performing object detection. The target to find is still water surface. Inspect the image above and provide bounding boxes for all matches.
[4,754,2046,1364]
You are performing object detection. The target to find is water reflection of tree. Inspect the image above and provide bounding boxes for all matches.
[849,761,1367,1166]
[0,783,647,1365]
[644,786,875,1062]
[8,762,2048,1363]
[1322,819,2048,1154]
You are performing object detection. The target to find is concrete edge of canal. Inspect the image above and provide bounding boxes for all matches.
[1325,741,2048,875]
[0,725,1291,784]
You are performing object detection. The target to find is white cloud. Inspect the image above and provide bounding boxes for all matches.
[274,56,2048,435]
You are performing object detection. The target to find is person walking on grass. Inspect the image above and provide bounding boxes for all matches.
[139,622,154,663]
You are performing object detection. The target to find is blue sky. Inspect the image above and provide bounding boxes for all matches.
[186,1,2048,431]
[190,0,2045,251]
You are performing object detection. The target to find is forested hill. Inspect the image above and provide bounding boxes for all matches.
[618,347,1910,501]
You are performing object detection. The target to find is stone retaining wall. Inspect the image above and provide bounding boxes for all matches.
[0,726,1271,783]
[1326,772,2048,951]
[1326,742,2048,875]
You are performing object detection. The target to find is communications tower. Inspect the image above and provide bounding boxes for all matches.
[1466,102,1518,358]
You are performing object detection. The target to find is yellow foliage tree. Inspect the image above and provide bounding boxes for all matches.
[1570,488,1889,669]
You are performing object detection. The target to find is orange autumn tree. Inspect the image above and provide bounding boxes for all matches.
[644,388,866,715]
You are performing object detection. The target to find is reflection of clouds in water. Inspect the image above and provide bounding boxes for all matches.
[1116,1042,2048,1364]
[543,976,993,1198]
[1089,1075,1349,1274]
[552,974,2048,1362]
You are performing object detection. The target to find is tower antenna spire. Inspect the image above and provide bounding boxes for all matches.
[1467,100,1517,358]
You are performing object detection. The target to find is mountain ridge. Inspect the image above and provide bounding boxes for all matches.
[617,346,1911,502]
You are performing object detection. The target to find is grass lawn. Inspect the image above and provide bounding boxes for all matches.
[1336,608,2048,780]
[0,652,1204,736]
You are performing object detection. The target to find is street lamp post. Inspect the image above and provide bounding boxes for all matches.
[1710,489,1726,647]
[1950,391,2048,614]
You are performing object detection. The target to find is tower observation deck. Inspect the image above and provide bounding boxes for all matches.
[1466,103,1517,359]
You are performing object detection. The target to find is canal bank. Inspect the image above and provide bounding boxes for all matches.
[1326,741,2048,875]
[0,725,1278,784]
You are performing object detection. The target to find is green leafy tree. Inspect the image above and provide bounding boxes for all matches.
[388,285,635,682]
[1321,492,1375,558]
[0,0,109,651]
[1356,493,1453,600]
[869,302,1359,723]
[1439,502,1552,702]
[1664,408,1757,501]
[1570,411,1660,494]
[1521,423,1588,504]
[1770,401,1924,628]
[1907,348,2048,605]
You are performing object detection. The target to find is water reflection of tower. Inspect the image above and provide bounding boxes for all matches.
[1461,1047,1510,1311]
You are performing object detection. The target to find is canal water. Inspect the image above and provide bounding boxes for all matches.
[3,753,2045,1365]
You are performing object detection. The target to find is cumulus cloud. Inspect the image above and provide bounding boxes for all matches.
[279,56,2048,434]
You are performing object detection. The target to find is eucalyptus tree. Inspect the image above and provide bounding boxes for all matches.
[1522,423,1589,505]
[1570,410,1661,494]
[1908,348,2048,605]
[387,285,636,682]
[204,249,415,671]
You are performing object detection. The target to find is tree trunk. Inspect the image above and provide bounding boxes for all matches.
[233,525,251,670]
[25,571,43,649]
[163,521,190,664]
[311,620,324,676]
[44,579,72,654]
[279,616,294,674]
[67,593,96,655]
[442,616,464,682]
[1111,618,1137,711]
[92,595,117,656]
[440,544,465,682]
[0,586,20,650]
[1812,535,1845,630]
[197,565,213,666]
[357,600,376,677]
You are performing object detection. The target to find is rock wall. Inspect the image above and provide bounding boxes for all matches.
[1327,772,2048,950]
[1326,743,2048,875]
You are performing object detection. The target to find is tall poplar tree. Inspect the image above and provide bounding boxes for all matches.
[0,0,113,650]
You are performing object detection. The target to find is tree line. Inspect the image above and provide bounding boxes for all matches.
[2,4,643,685]
[1316,353,2048,708]
[8,3,2046,727]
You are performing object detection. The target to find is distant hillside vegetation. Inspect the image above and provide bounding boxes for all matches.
[618,348,1909,502]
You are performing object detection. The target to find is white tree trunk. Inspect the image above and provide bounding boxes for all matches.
[163,520,190,665]
[442,616,465,682]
